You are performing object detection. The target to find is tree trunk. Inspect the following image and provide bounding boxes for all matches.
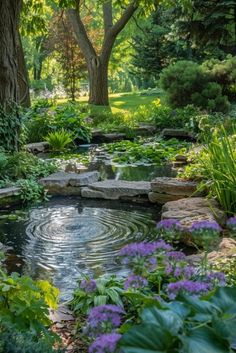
[17,31,31,107]
[88,57,109,105]
[0,0,21,108]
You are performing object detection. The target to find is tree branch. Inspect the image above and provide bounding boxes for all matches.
[103,0,113,34]
[67,7,97,61]
[101,2,138,62]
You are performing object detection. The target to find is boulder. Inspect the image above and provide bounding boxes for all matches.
[148,191,183,204]
[25,142,50,154]
[151,177,200,196]
[162,197,225,229]
[0,187,22,208]
[81,180,151,200]
[64,162,88,174]
[208,238,236,263]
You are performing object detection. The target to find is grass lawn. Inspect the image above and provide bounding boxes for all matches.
[57,90,165,114]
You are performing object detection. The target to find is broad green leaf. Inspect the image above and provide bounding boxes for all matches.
[120,323,177,353]
[141,307,183,335]
[181,327,230,353]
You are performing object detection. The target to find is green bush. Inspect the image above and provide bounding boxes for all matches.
[0,270,59,334]
[161,60,230,112]
[0,152,57,180]
[46,129,74,151]
[0,103,22,152]
[0,325,64,353]
[24,101,91,143]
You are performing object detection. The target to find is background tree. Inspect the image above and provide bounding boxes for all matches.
[63,0,155,106]
[49,13,88,100]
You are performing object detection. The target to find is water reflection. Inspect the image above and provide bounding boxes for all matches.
[0,198,159,300]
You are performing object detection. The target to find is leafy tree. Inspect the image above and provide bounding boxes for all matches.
[58,0,156,106]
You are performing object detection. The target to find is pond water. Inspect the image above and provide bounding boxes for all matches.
[0,197,160,300]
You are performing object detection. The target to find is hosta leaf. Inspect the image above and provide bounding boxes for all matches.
[141,307,183,335]
[120,324,177,353]
[181,327,230,353]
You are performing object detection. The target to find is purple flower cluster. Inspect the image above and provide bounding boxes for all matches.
[157,219,182,230]
[124,274,148,290]
[167,280,211,299]
[89,333,122,353]
[80,279,97,293]
[205,271,226,287]
[86,305,125,336]
[189,220,221,233]
[119,240,172,258]
[166,251,186,261]
[226,217,236,231]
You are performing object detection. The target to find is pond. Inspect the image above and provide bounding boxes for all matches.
[0,197,160,300]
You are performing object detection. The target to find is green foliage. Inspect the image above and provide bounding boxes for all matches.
[70,276,124,316]
[0,325,64,353]
[104,138,190,165]
[0,103,22,152]
[0,152,57,181]
[24,101,91,143]
[17,179,47,203]
[120,286,236,353]
[0,270,59,335]
[201,127,236,215]
[46,129,74,151]
[161,60,231,112]
[137,101,200,130]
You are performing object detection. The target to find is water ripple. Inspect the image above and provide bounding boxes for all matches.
[22,204,157,299]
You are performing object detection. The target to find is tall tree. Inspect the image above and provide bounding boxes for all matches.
[0,0,22,107]
[65,0,154,106]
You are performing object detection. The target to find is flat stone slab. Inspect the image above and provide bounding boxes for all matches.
[148,191,184,204]
[81,180,151,200]
[39,171,100,195]
[0,187,21,199]
[25,142,50,154]
[151,177,200,196]
[162,197,225,228]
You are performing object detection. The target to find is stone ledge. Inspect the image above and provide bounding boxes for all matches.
[81,180,151,200]
[39,171,100,195]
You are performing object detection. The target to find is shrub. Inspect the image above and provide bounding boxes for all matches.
[0,270,59,334]
[161,60,230,112]
[0,103,22,152]
[46,129,74,151]
[0,325,64,353]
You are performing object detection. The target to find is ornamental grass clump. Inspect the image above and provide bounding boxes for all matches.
[156,219,183,244]
[226,216,236,237]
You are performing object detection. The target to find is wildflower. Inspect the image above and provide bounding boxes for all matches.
[226,217,236,232]
[156,219,183,244]
[89,333,122,353]
[80,279,97,293]
[157,219,182,231]
[189,220,221,233]
[124,274,148,290]
[166,280,211,299]
[189,220,221,249]
[205,271,226,287]
[166,251,186,261]
[85,305,125,337]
